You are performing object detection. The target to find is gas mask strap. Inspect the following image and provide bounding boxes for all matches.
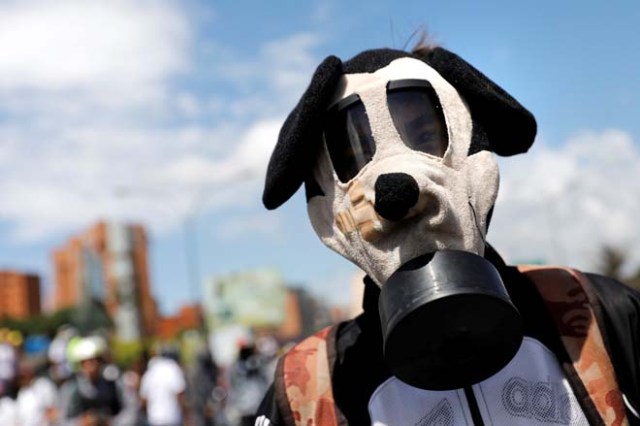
[468,199,487,246]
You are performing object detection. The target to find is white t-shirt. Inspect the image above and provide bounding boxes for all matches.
[140,357,186,426]
[17,377,58,426]
[0,396,18,425]
[0,344,16,382]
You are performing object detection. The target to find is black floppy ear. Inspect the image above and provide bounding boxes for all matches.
[423,47,537,156]
[262,56,343,210]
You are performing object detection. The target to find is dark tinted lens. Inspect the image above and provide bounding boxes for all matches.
[387,86,448,157]
[324,100,376,182]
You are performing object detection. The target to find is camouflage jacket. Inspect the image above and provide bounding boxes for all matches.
[255,249,640,426]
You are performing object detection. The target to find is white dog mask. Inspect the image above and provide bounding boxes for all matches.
[263,48,536,287]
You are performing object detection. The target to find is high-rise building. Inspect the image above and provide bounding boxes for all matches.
[52,221,158,340]
[0,271,41,318]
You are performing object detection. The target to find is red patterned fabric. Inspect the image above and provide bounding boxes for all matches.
[520,265,628,426]
[281,326,339,426]
[279,267,628,426]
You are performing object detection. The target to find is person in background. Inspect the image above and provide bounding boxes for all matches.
[16,356,59,425]
[0,329,22,425]
[189,347,219,426]
[59,336,123,426]
[48,326,78,385]
[226,343,269,426]
[139,344,190,426]
[0,329,19,400]
[113,353,148,426]
[254,335,279,385]
[0,390,18,425]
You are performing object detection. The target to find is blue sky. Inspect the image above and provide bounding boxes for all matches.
[0,0,639,314]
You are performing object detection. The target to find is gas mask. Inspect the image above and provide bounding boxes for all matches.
[263,48,537,390]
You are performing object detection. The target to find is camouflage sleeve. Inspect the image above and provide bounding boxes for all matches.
[254,385,287,426]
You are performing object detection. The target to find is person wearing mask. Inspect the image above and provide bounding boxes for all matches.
[256,42,640,425]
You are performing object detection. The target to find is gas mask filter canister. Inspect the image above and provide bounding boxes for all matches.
[379,250,523,390]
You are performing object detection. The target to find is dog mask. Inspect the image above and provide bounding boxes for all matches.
[263,47,536,287]
[263,47,536,389]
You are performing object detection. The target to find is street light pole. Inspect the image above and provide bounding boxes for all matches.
[114,166,256,307]
[183,214,200,304]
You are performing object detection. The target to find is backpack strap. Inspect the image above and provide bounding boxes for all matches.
[519,265,629,426]
[275,325,343,426]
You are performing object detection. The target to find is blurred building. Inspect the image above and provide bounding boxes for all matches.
[0,270,41,318]
[203,268,288,332]
[52,221,159,340]
[204,268,334,343]
[156,303,203,340]
[277,289,302,339]
[349,270,367,318]
[275,287,334,341]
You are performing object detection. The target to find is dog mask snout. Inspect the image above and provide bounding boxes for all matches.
[374,173,420,221]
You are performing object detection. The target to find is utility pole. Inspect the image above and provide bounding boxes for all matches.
[183,214,200,303]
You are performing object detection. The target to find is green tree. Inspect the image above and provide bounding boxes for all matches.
[0,307,75,336]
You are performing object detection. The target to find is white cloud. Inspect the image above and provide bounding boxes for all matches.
[0,118,283,242]
[489,129,640,274]
[175,92,202,118]
[215,32,324,115]
[0,0,194,143]
[0,0,324,244]
[262,33,324,94]
[1,2,637,281]
[0,1,295,243]
[0,0,189,95]
[229,119,282,175]
[1,2,637,287]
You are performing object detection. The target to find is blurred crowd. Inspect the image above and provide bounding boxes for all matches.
[0,326,279,426]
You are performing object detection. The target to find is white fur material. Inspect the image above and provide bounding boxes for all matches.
[307,58,500,286]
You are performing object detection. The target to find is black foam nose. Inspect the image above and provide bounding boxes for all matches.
[374,173,420,221]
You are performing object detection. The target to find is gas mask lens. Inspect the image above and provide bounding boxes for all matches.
[387,79,449,158]
[323,94,376,183]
